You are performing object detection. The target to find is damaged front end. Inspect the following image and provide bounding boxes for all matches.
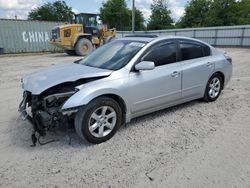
[18,62,113,146]
[18,84,79,146]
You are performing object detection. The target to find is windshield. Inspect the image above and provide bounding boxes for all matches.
[79,40,146,70]
[75,14,98,26]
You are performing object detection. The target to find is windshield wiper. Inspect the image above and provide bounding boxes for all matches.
[73,58,83,64]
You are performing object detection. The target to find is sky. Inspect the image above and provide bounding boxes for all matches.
[0,0,187,21]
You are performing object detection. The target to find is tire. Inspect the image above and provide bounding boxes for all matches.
[75,97,122,144]
[203,73,223,102]
[64,50,76,55]
[75,38,93,56]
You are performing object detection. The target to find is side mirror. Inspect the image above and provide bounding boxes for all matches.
[135,61,155,71]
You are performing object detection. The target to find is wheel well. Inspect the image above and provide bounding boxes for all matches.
[98,94,127,124]
[214,71,225,89]
[74,35,92,47]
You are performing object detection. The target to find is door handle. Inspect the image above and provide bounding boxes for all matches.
[206,62,213,67]
[171,71,179,77]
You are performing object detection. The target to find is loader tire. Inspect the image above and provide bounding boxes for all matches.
[75,38,93,56]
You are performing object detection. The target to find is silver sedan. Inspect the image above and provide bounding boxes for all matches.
[19,36,232,144]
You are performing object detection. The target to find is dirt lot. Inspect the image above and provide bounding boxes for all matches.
[0,49,250,188]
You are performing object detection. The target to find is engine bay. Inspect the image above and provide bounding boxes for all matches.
[18,77,106,146]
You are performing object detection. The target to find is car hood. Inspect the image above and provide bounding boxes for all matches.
[22,62,113,94]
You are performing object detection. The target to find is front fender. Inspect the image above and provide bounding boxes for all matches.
[73,33,92,46]
[61,86,128,110]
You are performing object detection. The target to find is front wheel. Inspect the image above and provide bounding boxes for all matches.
[74,97,122,144]
[75,38,93,56]
[203,73,223,102]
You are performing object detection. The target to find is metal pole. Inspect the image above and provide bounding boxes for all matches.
[214,28,218,46]
[240,27,246,47]
[132,0,135,33]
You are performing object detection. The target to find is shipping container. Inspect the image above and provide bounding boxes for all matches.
[0,19,63,53]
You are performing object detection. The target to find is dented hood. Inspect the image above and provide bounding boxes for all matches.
[22,62,113,94]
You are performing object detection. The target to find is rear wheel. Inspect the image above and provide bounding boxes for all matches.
[75,38,93,56]
[75,97,122,144]
[64,50,76,55]
[203,73,223,102]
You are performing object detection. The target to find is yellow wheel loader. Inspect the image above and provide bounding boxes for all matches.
[49,13,116,56]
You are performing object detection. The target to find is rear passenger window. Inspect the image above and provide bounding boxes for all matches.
[143,42,177,67]
[180,42,210,61]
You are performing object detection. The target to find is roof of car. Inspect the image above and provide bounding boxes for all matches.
[117,35,211,46]
[117,35,189,42]
[117,37,156,43]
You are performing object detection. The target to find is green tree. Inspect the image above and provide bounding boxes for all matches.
[176,0,211,28]
[100,0,130,30]
[28,1,74,22]
[100,0,145,31]
[177,0,250,28]
[128,8,145,31]
[205,0,240,26]
[238,0,250,24]
[147,0,174,30]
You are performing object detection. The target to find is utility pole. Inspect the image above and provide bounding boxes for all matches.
[132,0,135,33]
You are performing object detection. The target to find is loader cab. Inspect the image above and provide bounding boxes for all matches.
[75,13,99,27]
[74,13,100,37]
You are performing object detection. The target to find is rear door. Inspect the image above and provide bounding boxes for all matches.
[178,40,214,99]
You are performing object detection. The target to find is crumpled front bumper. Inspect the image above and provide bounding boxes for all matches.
[18,91,34,125]
[18,91,34,128]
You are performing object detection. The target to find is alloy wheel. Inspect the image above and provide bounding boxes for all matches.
[208,77,221,98]
[88,106,117,138]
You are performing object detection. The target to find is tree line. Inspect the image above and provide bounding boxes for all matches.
[177,0,250,28]
[28,0,250,30]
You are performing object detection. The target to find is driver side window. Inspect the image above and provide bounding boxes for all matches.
[143,42,177,67]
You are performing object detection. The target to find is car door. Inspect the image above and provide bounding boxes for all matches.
[128,40,182,114]
[178,40,215,99]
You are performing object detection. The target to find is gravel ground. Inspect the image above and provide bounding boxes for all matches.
[0,49,250,188]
